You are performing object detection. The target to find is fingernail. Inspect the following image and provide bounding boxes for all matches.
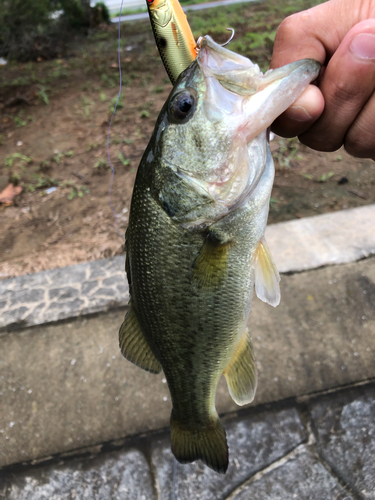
[288,105,312,122]
[350,33,375,60]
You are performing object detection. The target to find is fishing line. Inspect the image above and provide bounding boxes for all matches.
[107,0,125,239]
[172,457,178,500]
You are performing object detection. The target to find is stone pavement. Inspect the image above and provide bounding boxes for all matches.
[0,206,375,498]
[1,382,374,499]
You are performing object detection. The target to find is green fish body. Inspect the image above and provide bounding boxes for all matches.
[120,37,320,473]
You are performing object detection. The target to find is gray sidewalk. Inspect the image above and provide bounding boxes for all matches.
[1,382,374,499]
[0,205,374,498]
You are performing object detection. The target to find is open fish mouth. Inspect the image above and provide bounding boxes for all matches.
[174,36,320,210]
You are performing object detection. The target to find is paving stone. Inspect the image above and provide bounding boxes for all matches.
[0,256,127,330]
[151,406,307,500]
[230,448,354,500]
[309,384,375,499]
[2,449,156,500]
[49,287,79,301]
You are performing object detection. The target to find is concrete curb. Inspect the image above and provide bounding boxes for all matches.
[1,205,374,331]
[266,204,375,273]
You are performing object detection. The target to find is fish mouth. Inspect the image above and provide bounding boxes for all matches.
[198,35,321,140]
[191,37,320,207]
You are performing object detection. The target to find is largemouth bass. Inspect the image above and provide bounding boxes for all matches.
[119,36,320,473]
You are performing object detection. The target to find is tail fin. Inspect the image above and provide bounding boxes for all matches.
[170,414,228,474]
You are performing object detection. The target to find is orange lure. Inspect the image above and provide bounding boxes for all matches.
[146,0,197,84]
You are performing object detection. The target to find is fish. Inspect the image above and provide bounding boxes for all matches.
[146,0,197,84]
[119,36,320,474]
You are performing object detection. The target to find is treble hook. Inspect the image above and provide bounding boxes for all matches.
[196,28,235,51]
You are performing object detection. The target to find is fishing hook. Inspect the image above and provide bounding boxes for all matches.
[221,27,235,47]
[196,27,235,51]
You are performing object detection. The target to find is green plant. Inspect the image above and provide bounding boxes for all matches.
[81,95,92,115]
[68,185,90,200]
[152,85,164,94]
[5,153,32,168]
[140,110,150,118]
[109,94,124,113]
[118,152,130,166]
[276,138,298,168]
[37,85,49,105]
[0,0,57,61]
[53,153,63,164]
[39,160,51,172]
[92,1,110,24]
[318,172,334,183]
[31,173,58,189]
[4,153,32,185]
[94,158,109,173]
[14,117,27,127]
[86,142,99,151]
[101,74,116,89]
[269,198,280,209]
[59,0,91,29]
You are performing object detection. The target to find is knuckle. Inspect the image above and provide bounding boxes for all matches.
[275,13,302,42]
[330,79,365,106]
[345,131,375,159]
[299,132,342,153]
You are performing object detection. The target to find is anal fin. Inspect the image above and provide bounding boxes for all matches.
[119,305,162,374]
[254,236,280,307]
[223,330,257,406]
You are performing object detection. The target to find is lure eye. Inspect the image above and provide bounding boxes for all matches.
[169,91,196,122]
[147,0,154,4]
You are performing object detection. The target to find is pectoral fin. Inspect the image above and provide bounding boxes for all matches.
[193,233,232,289]
[119,304,162,374]
[254,236,280,307]
[223,330,257,406]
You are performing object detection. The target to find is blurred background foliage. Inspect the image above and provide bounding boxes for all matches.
[0,0,110,61]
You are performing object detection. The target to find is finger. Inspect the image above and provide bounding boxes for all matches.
[299,21,375,152]
[270,1,346,138]
[271,84,324,137]
[345,91,375,158]
[270,0,358,69]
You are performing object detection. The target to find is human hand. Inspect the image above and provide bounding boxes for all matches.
[270,0,375,159]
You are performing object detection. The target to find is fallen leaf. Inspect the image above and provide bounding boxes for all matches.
[347,189,368,200]
[0,184,23,206]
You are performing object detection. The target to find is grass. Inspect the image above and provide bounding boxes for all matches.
[0,0,326,153]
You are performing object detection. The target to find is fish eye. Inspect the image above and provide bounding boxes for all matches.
[169,90,196,123]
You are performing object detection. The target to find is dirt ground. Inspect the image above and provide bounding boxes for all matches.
[1,1,374,279]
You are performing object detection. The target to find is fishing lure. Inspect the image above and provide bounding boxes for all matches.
[146,0,197,84]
